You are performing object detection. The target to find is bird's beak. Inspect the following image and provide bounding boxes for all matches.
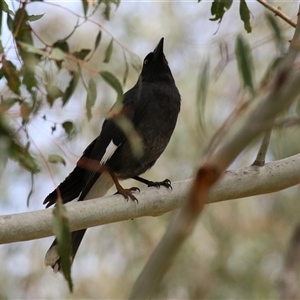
[153,38,164,60]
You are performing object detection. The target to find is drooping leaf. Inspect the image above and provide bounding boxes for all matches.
[123,51,129,85]
[86,78,97,120]
[20,101,31,124]
[62,121,75,136]
[72,49,91,61]
[101,0,120,20]
[103,1,111,20]
[46,83,64,106]
[22,70,36,92]
[210,0,233,22]
[62,73,79,106]
[235,35,255,94]
[103,38,113,63]
[14,7,34,48]
[10,142,40,174]
[94,30,102,51]
[82,0,89,16]
[2,0,14,15]
[48,154,66,166]
[50,47,66,61]
[27,13,45,22]
[2,57,21,95]
[6,13,13,31]
[240,0,252,33]
[14,7,39,88]
[265,13,284,53]
[100,71,123,102]
[52,200,73,292]
[53,40,69,53]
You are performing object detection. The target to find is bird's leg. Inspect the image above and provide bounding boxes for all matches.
[105,166,139,202]
[133,176,172,190]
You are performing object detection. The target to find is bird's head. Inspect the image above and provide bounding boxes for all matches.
[140,38,174,83]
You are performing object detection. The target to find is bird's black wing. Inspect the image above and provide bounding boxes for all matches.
[43,88,147,208]
[43,118,125,207]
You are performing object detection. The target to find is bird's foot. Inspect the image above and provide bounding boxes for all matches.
[147,178,172,190]
[115,186,140,202]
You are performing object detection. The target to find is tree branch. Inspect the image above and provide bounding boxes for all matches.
[1,153,300,245]
[257,0,296,28]
[129,9,300,298]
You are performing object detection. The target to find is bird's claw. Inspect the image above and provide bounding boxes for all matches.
[147,178,172,190]
[115,187,140,202]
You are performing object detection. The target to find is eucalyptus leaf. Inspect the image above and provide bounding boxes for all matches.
[100,71,123,102]
[103,38,113,63]
[235,35,255,94]
[86,78,97,120]
[52,200,73,292]
[48,154,66,166]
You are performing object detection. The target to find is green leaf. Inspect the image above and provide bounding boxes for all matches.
[265,13,284,53]
[196,58,210,134]
[9,141,40,174]
[53,40,69,53]
[235,35,255,94]
[62,121,75,136]
[22,71,36,92]
[14,8,33,45]
[46,83,63,106]
[103,1,111,20]
[100,71,123,102]
[20,101,31,124]
[86,78,97,120]
[48,154,66,166]
[7,13,13,32]
[72,49,91,61]
[103,38,113,63]
[82,0,89,16]
[2,0,14,15]
[52,200,73,292]
[123,59,129,86]
[50,47,66,61]
[210,0,233,22]
[240,0,252,33]
[62,73,79,106]
[1,57,21,95]
[27,13,45,21]
[94,30,102,51]
[17,41,45,56]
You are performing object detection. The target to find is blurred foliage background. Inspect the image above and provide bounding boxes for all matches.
[1,0,300,298]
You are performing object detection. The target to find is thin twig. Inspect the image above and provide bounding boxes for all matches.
[253,129,272,166]
[257,0,296,28]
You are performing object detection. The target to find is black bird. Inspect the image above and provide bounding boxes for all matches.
[43,38,181,272]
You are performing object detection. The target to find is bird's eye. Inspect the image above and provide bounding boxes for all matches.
[144,59,148,65]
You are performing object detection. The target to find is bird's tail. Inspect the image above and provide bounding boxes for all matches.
[44,171,114,272]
